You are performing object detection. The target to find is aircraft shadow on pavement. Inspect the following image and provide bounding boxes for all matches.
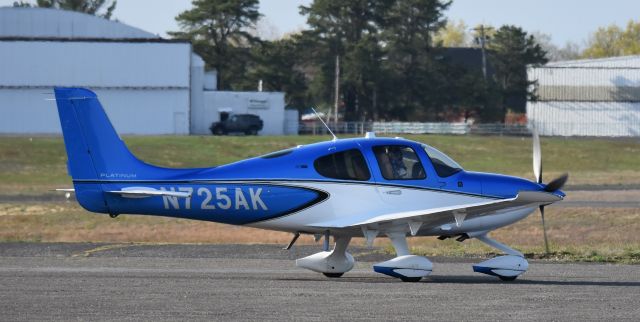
[277,275,640,287]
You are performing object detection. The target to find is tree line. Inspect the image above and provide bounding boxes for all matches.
[435,18,640,61]
[170,0,550,122]
[13,0,640,122]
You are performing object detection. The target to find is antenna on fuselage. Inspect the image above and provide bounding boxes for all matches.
[311,107,338,141]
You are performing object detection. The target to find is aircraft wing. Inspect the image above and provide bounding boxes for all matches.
[307,191,562,231]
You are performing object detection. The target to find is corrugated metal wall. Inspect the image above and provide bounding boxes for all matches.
[527,101,640,136]
[0,40,192,135]
[527,56,640,137]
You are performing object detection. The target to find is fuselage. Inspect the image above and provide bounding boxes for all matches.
[74,137,564,237]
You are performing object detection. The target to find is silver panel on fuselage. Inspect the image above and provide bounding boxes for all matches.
[249,181,503,235]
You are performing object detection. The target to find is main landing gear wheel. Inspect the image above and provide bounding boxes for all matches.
[296,236,355,277]
[498,275,518,282]
[323,273,344,278]
[400,276,422,283]
[372,232,433,282]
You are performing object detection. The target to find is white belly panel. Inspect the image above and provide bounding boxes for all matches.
[250,181,490,232]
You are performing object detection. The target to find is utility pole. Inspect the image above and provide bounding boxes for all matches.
[334,55,340,126]
[473,25,491,81]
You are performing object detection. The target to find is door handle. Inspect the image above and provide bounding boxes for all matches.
[385,189,402,195]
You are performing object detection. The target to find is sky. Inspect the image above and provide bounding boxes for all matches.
[2,0,640,46]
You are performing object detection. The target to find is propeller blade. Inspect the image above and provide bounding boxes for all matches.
[532,128,542,184]
[544,173,569,192]
[540,205,550,254]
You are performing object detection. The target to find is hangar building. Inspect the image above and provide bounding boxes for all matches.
[0,7,290,135]
[527,56,640,137]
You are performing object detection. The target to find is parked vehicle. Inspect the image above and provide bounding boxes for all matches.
[210,114,263,135]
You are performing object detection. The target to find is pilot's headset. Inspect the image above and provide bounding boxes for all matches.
[390,147,403,161]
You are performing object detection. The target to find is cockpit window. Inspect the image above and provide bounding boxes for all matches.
[314,149,371,181]
[373,145,426,180]
[422,144,462,177]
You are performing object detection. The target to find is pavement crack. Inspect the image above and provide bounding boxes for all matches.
[71,244,132,258]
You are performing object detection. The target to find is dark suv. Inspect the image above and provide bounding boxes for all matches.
[210,114,264,135]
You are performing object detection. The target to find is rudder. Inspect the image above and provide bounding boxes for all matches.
[54,87,146,181]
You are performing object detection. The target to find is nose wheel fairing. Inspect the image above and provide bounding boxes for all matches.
[471,233,529,280]
[472,255,529,280]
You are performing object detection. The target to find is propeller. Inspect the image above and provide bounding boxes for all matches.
[532,129,568,254]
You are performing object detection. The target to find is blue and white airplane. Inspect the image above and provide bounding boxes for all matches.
[54,87,567,282]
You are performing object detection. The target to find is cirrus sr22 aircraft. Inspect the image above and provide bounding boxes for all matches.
[53,87,567,282]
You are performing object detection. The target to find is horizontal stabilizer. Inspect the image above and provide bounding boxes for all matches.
[106,189,191,199]
[53,188,75,193]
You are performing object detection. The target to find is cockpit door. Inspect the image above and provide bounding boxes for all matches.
[366,144,432,205]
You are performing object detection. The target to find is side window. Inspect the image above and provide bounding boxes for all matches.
[314,149,371,181]
[373,145,426,180]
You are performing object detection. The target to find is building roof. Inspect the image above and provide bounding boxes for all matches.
[543,55,640,69]
[0,7,158,39]
[435,47,495,75]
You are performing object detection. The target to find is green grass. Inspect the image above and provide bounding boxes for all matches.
[0,134,638,193]
[1,203,638,264]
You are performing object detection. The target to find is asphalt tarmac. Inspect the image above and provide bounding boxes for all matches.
[0,243,638,321]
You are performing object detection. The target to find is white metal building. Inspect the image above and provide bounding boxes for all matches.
[527,56,640,137]
[0,7,293,136]
[0,7,203,135]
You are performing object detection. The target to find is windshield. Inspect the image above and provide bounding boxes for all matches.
[422,144,462,177]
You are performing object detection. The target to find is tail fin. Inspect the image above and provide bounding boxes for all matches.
[54,87,147,181]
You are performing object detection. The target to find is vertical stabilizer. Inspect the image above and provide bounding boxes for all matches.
[54,87,144,181]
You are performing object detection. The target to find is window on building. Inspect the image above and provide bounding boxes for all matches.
[314,149,371,181]
[373,145,426,180]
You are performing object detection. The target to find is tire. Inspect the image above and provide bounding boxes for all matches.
[498,275,518,281]
[323,273,344,278]
[212,126,226,136]
[400,276,422,283]
[245,127,258,136]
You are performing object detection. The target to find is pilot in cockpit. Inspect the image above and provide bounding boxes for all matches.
[388,147,407,179]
